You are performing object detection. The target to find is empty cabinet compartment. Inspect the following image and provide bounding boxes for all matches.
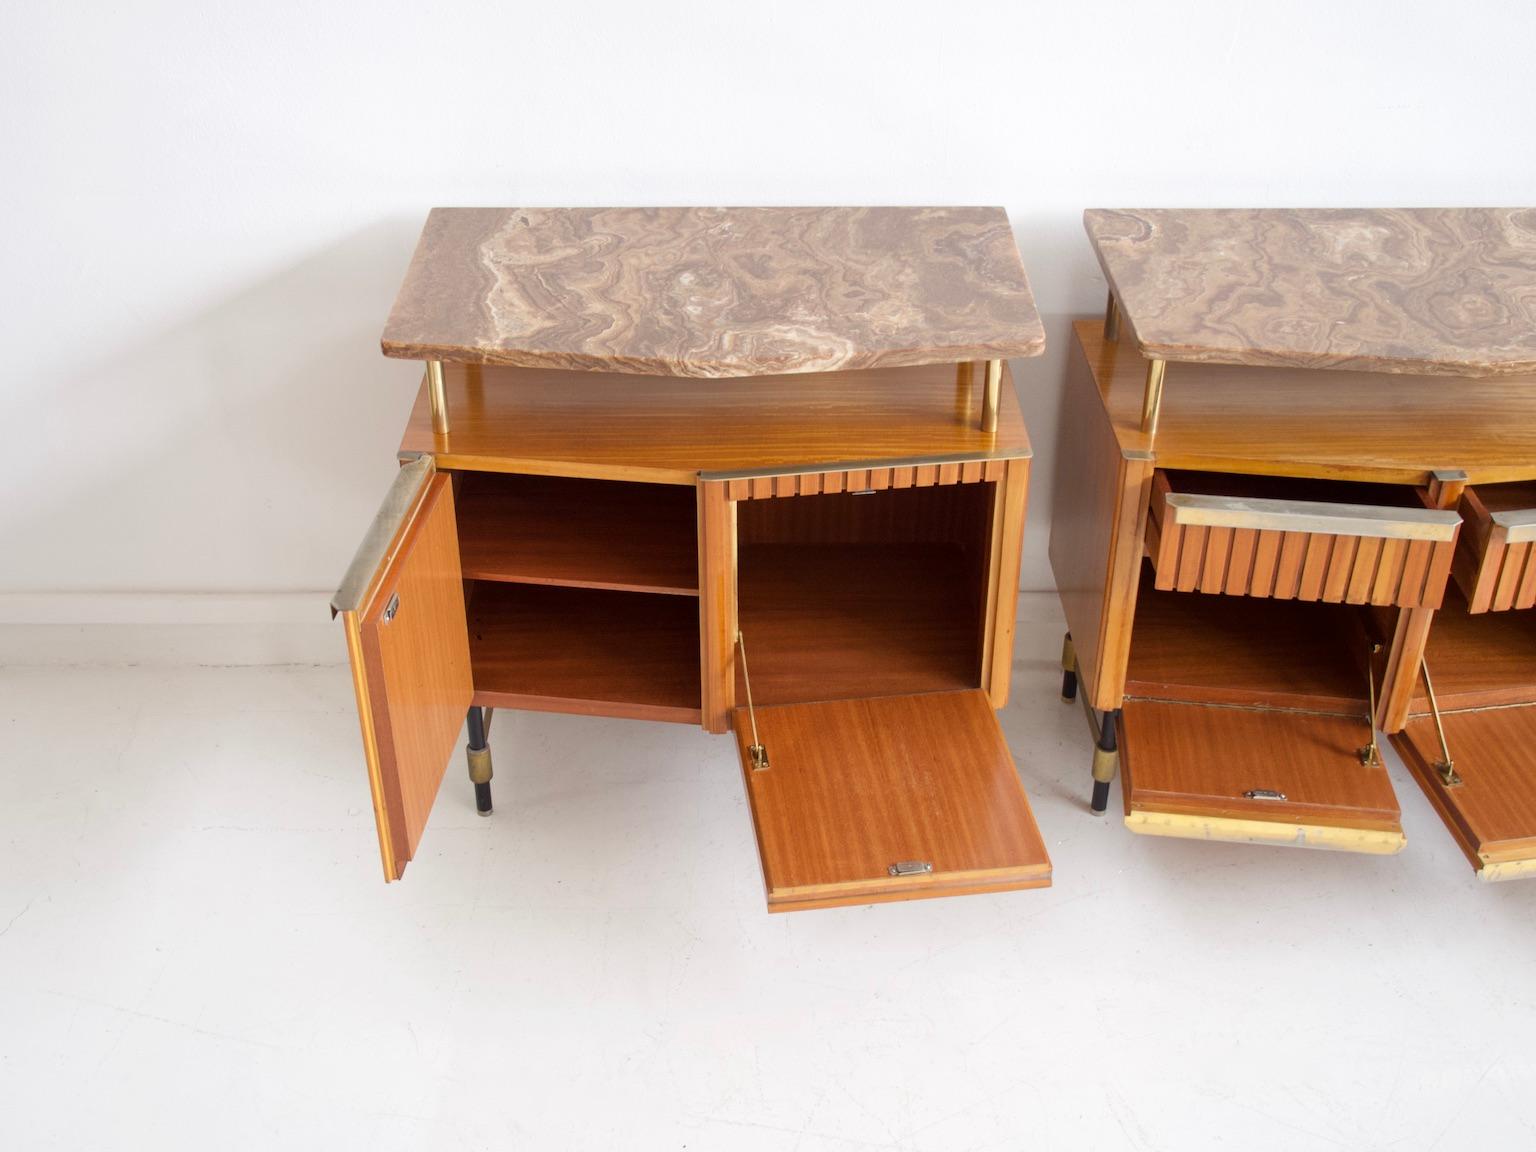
[1452,481,1536,613]
[1147,470,1460,608]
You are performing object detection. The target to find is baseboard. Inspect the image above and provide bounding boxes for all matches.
[0,589,1057,667]
[0,593,341,666]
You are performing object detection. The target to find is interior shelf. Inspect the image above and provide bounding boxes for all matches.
[468,582,701,723]
[457,473,698,596]
[736,543,982,706]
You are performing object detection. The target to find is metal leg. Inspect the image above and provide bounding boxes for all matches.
[1060,632,1078,703]
[1090,709,1120,815]
[466,706,493,816]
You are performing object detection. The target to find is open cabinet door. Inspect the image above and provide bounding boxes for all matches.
[332,456,473,880]
[732,689,1051,911]
[1394,710,1536,881]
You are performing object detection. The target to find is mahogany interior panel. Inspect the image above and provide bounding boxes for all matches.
[468,581,701,723]
[1122,698,1401,831]
[733,690,1050,910]
[1413,584,1536,712]
[457,472,698,595]
[1125,565,1375,713]
[736,544,981,706]
[1394,707,1536,866]
[1469,480,1536,514]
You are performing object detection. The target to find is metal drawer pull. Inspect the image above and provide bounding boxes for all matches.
[1163,492,1460,541]
[888,860,933,876]
[1242,789,1287,802]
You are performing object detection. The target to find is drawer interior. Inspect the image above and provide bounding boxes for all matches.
[735,483,994,706]
[1120,561,1404,851]
[1148,469,1458,609]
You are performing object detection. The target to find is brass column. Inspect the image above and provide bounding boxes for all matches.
[427,360,449,435]
[980,359,1003,433]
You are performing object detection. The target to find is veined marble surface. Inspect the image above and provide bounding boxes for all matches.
[382,207,1044,377]
[1087,208,1536,376]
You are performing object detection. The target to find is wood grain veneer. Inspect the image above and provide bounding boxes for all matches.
[732,689,1050,911]
[1121,700,1403,840]
[1074,323,1536,486]
[399,360,1029,483]
[354,477,473,879]
[1088,208,1536,376]
[468,582,701,723]
[1046,335,1154,712]
[1125,569,1374,714]
[384,207,1044,376]
[456,472,698,595]
[734,543,981,707]
[1393,708,1536,874]
[1409,586,1536,713]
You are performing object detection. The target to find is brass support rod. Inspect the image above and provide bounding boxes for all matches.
[737,631,768,769]
[427,360,449,435]
[980,359,1002,433]
[1419,658,1462,786]
[1359,643,1382,766]
[1140,358,1166,438]
[1104,291,1120,342]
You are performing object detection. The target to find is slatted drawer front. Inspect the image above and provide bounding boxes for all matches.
[724,458,1007,501]
[1148,472,1461,609]
[1454,485,1536,613]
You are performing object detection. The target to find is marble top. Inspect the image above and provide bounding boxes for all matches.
[382,207,1044,377]
[1086,208,1536,376]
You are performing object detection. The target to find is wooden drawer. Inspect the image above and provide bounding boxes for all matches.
[1147,470,1460,609]
[1452,482,1536,613]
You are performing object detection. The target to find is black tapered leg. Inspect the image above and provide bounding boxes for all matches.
[1060,632,1078,703]
[1090,708,1120,815]
[466,706,493,816]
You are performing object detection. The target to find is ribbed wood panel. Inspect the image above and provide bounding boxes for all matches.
[1150,481,1454,610]
[726,458,1006,502]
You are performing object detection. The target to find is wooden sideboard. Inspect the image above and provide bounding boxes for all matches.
[1051,207,1536,879]
[333,206,1053,909]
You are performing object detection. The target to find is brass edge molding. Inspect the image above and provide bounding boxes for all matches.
[1478,857,1536,882]
[1164,492,1461,541]
[1125,810,1407,854]
[1490,508,1536,543]
[330,455,436,617]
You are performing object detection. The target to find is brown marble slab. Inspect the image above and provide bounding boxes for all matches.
[382,207,1043,377]
[1087,208,1536,376]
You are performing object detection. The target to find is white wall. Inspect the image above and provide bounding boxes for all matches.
[4,0,1534,620]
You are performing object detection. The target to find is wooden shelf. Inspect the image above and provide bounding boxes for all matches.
[400,360,1029,484]
[736,543,981,707]
[1073,322,1536,485]
[458,473,698,596]
[1126,566,1372,714]
[468,582,701,724]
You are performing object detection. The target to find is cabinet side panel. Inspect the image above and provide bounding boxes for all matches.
[1047,334,1152,711]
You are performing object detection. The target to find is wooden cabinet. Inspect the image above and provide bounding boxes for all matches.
[333,207,1051,907]
[1053,208,1536,878]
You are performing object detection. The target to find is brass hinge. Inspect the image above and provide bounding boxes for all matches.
[737,631,768,770]
[1419,658,1462,787]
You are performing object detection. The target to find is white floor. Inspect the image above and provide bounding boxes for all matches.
[2,595,1534,1151]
